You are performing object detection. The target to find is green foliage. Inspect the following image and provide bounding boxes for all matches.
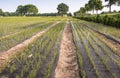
[0,20,65,78]
[80,7,86,14]
[16,4,38,16]
[57,3,69,16]
[16,5,24,15]
[74,0,103,16]
[105,0,118,12]
[88,0,103,14]
[76,15,120,28]
[0,9,4,16]
[38,13,58,16]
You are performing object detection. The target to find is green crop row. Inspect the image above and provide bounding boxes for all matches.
[86,28,120,69]
[0,22,65,78]
[0,22,54,52]
[0,17,67,36]
[73,21,120,78]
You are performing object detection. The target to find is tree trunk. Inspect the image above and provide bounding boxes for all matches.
[93,6,95,14]
[96,10,98,14]
[109,5,111,12]
[93,9,94,14]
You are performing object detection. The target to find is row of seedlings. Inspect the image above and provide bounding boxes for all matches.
[0,22,65,78]
[0,22,53,52]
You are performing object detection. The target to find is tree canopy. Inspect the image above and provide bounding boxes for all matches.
[88,0,103,14]
[105,0,118,12]
[74,0,103,16]
[57,3,69,16]
[0,9,3,16]
[16,4,38,15]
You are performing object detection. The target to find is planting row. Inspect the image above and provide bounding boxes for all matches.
[0,22,65,78]
[78,20,120,39]
[72,21,120,78]
[0,22,54,52]
[0,17,67,36]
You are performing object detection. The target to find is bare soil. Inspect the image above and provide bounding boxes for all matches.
[55,21,80,78]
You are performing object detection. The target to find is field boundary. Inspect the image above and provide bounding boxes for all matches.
[55,20,80,78]
[0,21,60,69]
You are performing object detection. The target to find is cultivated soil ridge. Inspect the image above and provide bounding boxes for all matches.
[0,21,60,69]
[55,20,80,78]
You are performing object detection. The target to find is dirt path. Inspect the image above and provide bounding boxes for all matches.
[0,22,60,69]
[55,21,80,78]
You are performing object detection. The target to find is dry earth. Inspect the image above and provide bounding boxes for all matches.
[55,21,80,78]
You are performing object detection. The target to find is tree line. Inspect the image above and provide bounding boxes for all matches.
[0,3,70,16]
[74,0,120,16]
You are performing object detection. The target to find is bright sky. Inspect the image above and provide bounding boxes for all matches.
[0,0,120,13]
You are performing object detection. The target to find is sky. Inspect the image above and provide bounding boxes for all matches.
[0,0,120,14]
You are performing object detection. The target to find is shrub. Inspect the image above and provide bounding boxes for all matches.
[75,14,120,28]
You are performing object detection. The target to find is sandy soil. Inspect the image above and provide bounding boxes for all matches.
[55,21,80,78]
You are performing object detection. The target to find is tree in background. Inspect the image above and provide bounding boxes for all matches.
[16,4,38,16]
[68,12,72,16]
[24,4,38,15]
[16,5,24,15]
[116,0,120,6]
[85,3,92,13]
[79,7,86,14]
[88,0,103,14]
[95,0,103,14]
[57,3,69,16]
[105,0,118,12]
[74,11,80,16]
[0,9,3,16]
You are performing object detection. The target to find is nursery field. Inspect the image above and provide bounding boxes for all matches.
[0,17,120,78]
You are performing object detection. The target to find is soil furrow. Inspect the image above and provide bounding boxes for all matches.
[55,21,80,78]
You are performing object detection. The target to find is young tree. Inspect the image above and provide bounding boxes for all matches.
[57,3,69,16]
